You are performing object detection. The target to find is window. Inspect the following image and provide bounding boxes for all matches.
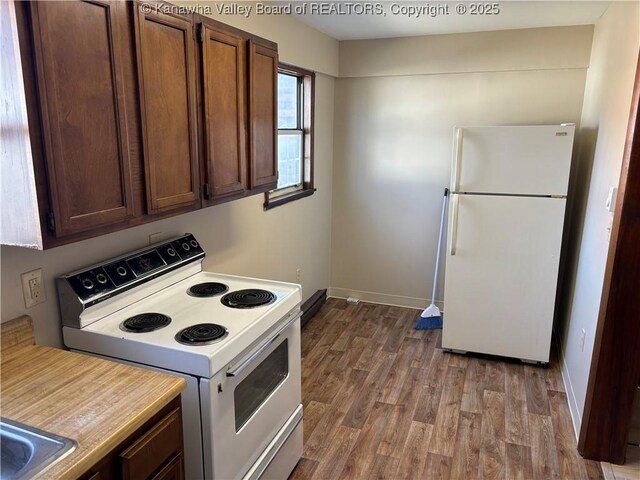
[264,63,315,209]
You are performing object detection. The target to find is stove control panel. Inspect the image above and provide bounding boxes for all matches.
[171,236,203,259]
[66,267,116,300]
[58,234,205,307]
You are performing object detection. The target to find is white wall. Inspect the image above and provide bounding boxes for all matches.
[330,26,592,306]
[558,1,640,437]
[0,11,337,348]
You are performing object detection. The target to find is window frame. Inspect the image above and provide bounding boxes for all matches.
[264,63,316,210]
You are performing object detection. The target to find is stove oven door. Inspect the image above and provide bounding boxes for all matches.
[200,311,302,480]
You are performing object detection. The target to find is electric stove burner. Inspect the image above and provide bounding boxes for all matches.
[121,313,171,333]
[221,289,277,309]
[187,282,229,298]
[175,323,228,346]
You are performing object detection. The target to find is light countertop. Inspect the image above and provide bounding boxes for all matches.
[1,316,186,479]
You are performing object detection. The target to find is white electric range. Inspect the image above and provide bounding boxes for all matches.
[58,234,303,480]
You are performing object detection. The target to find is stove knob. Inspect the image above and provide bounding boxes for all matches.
[166,248,176,257]
[116,266,128,277]
[82,278,94,290]
[190,239,198,248]
[96,273,108,284]
[181,242,191,251]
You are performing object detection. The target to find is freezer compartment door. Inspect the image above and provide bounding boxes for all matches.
[443,194,566,362]
[452,125,574,196]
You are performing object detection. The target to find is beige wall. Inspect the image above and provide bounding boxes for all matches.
[330,26,592,306]
[0,11,337,348]
[339,25,593,78]
[557,1,640,437]
[196,1,339,77]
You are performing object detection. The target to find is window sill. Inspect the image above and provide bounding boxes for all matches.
[264,188,316,210]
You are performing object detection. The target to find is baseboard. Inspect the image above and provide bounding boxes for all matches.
[328,287,443,311]
[555,335,582,442]
[301,289,327,327]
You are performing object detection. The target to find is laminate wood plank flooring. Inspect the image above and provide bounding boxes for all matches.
[290,299,604,480]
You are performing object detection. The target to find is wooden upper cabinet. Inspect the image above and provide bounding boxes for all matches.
[200,24,247,202]
[248,41,278,191]
[134,4,199,213]
[29,0,135,236]
[8,2,280,249]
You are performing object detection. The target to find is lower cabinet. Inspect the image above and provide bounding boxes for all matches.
[150,455,184,480]
[79,397,184,480]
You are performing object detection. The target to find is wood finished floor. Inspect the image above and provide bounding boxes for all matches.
[289,299,604,480]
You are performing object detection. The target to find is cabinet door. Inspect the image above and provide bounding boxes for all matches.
[134,5,199,212]
[120,407,183,480]
[248,41,278,191]
[153,454,184,480]
[200,25,247,201]
[29,1,135,236]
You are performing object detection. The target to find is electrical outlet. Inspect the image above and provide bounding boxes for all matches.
[21,269,46,308]
[296,269,301,284]
[149,232,164,245]
[580,328,587,352]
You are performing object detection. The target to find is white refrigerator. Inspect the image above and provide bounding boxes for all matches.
[442,124,575,363]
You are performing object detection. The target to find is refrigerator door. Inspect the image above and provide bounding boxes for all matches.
[452,125,574,196]
[442,194,566,362]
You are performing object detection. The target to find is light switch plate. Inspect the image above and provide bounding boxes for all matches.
[22,269,46,308]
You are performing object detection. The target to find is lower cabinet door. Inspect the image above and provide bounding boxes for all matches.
[120,407,183,480]
[153,454,184,480]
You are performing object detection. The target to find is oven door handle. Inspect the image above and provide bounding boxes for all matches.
[226,311,301,378]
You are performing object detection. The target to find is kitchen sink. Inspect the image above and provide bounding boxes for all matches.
[0,418,76,480]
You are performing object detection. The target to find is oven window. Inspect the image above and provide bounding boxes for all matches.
[234,339,289,432]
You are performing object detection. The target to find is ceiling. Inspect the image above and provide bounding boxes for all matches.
[294,1,611,40]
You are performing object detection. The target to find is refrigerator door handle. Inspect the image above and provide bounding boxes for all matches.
[453,128,464,191]
[450,194,459,255]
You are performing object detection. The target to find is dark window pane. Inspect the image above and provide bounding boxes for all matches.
[278,73,298,129]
